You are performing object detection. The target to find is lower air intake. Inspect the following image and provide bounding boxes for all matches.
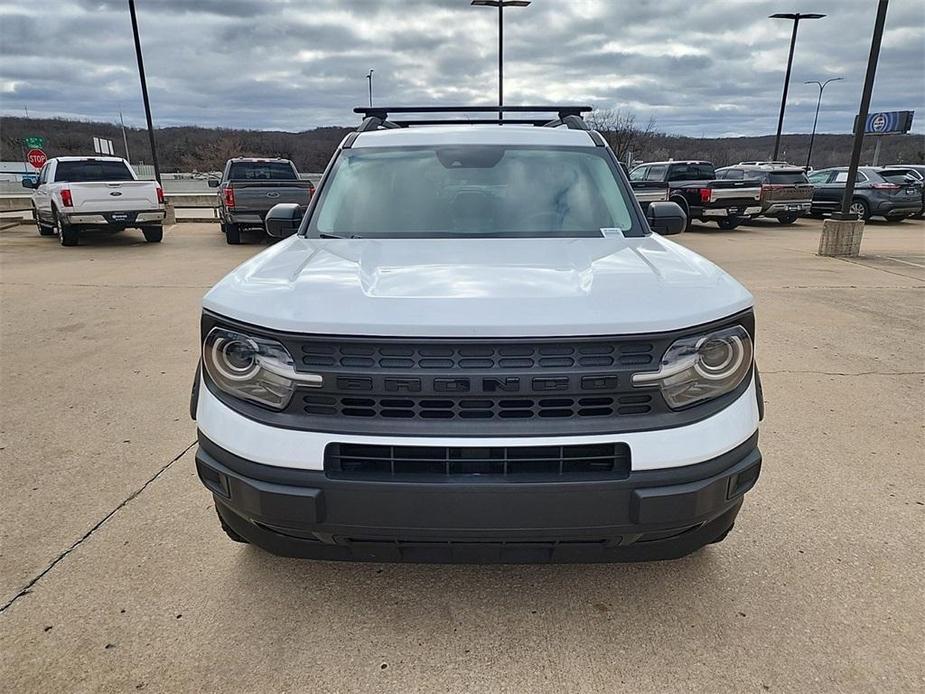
[325,442,630,480]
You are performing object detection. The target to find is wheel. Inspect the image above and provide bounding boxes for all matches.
[717,218,741,230]
[777,212,799,225]
[849,199,870,221]
[709,523,734,545]
[141,225,163,242]
[670,197,692,232]
[53,208,79,246]
[215,505,249,544]
[35,207,55,236]
[224,223,241,245]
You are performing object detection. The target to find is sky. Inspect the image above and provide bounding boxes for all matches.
[1,0,923,137]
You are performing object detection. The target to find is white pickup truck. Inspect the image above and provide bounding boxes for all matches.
[191,106,763,564]
[23,156,166,246]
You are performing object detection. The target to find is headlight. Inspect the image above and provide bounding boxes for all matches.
[632,325,753,409]
[202,327,320,410]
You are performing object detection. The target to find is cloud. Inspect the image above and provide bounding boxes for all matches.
[1,0,922,136]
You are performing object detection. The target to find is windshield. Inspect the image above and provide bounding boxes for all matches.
[879,170,918,184]
[308,145,636,238]
[228,161,297,180]
[667,163,714,181]
[54,160,134,182]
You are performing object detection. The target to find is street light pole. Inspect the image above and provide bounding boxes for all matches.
[804,77,843,169]
[770,12,825,161]
[366,69,374,108]
[471,1,531,123]
[128,0,161,184]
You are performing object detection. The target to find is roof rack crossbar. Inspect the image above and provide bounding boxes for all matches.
[392,118,552,127]
[354,105,592,117]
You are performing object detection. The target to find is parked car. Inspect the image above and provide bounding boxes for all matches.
[629,160,762,230]
[22,156,165,246]
[190,106,763,564]
[880,165,925,218]
[716,165,813,224]
[807,166,923,221]
[210,158,314,244]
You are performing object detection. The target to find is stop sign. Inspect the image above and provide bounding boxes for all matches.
[27,148,47,169]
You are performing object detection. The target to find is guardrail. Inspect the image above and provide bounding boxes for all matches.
[0,193,224,227]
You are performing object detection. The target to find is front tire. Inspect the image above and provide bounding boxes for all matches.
[717,218,741,230]
[141,225,163,243]
[777,212,799,225]
[215,505,249,544]
[35,207,55,236]
[224,223,241,245]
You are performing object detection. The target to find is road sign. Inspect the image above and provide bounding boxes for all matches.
[854,110,915,134]
[27,148,47,169]
[24,136,45,149]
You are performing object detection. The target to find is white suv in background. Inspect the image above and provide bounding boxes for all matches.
[24,156,165,246]
[190,106,764,564]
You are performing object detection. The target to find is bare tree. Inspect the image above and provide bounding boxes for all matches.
[586,108,657,164]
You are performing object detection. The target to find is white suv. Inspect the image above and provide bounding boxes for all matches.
[191,106,763,563]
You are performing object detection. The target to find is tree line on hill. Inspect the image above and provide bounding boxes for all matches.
[1,114,921,173]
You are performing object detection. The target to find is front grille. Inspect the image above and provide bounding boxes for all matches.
[325,442,631,479]
[305,393,653,420]
[300,339,655,372]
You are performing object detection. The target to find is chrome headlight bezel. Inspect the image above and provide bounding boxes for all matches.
[632,325,754,410]
[202,326,320,410]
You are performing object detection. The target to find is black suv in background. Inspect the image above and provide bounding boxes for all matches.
[715,165,813,224]
[807,166,922,222]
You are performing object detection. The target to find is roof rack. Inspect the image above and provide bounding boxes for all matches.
[353,105,593,132]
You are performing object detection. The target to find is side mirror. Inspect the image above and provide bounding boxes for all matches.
[646,201,686,235]
[207,179,220,188]
[21,177,38,189]
[265,203,303,238]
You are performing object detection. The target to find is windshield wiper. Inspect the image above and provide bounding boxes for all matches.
[318,233,364,239]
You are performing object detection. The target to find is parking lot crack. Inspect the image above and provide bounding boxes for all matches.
[0,440,197,614]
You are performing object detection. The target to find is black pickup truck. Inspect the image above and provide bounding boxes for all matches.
[209,158,314,244]
[629,161,762,230]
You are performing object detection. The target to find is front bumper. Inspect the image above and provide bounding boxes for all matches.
[196,432,761,563]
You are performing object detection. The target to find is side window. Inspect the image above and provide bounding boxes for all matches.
[629,166,647,182]
[38,165,48,184]
[808,170,830,184]
[724,169,745,180]
[855,171,868,182]
[646,164,667,181]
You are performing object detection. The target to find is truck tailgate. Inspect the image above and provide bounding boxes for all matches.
[228,182,313,214]
[70,181,160,212]
[762,182,814,204]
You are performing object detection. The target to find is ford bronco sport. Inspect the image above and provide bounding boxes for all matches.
[191,106,763,563]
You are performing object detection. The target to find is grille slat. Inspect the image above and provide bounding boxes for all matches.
[303,394,653,420]
[326,442,631,480]
[300,339,655,372]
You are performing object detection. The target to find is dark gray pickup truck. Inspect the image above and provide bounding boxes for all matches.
[630,161,762,230]
[209,158,314,244]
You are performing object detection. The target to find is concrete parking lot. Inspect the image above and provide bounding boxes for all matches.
[1,217,923,693]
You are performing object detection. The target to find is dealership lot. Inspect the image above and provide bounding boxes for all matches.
[1,218,923,692]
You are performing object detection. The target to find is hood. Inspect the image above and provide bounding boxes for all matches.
[203,235,753,337]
